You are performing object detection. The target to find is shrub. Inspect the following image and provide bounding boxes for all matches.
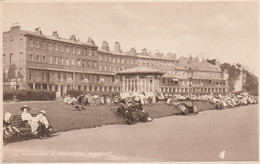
[11,89,56,101]
[3,90,16,101]
[66,90,120,98]
[66,90,83,98]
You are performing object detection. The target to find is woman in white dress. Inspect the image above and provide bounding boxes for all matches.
[20,105,39,135]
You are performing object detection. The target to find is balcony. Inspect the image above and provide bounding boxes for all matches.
[27,61,98,73]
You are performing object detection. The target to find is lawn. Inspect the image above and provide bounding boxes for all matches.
[3,101,215,133]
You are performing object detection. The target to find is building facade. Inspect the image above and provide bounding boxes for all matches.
[3,25,228,96]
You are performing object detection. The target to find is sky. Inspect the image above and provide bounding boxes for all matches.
[2,1,259,74]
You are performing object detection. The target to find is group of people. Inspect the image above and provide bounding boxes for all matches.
[3,105,51,139]
[116,96,153,124]
[164,92,257,110]
[64,94,113,106]
[208,92,257,109]
[64,93,154,108]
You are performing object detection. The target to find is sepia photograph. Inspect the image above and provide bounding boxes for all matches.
[1,0,259,162]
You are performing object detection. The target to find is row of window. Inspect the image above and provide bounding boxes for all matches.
[99,55,138,65]
[167,70,221,78]
[139,59,175,67]
[161,87,226,93]
[28,83,120,92]
[3,38,23,50]
[28,70,116,84]
[163,79,225,86]
[28,53,98,68]
[98,65,133,72]
[99,54,176,67]
[28,39,97,56]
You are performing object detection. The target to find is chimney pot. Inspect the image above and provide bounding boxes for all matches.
[52,31,59,37]
[35,27,42,34]
[70,35,76,41]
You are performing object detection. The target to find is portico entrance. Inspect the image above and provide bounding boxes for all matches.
[116,66,165,98]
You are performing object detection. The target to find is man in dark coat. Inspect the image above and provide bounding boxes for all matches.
[134,97,152,122]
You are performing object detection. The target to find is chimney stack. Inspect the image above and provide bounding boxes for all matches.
[87,37,95,45]
[114,42,122,53]
[101,41,110,51]
[129,48,137,55]
[52,31,59,38]
[70,35,76,41]
[35,27,42,34]
[142,48,147,56]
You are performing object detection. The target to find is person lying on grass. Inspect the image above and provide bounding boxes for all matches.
[3,112,22,136]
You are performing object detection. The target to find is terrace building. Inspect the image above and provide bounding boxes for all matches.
[3,25,228,97]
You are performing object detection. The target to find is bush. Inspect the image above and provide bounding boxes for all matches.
[3,90,16,101]
[66,90,120,98]
[4,89,56,101]
[66,90,83,98]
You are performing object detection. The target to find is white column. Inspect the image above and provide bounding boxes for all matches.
[140,77,143,92]
[144,78,147,92]
[148,78,151,92]
[137,74,140,92]
[126,79,128,92]
[121,75,123,92]
[133,77,136,92]
[58,84,61,95]
[152,75,155,92]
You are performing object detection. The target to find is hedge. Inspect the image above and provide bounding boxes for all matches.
[66,90,83,98]
[3,90,16,101]
[3,89,56,101]
[66,89,120,98]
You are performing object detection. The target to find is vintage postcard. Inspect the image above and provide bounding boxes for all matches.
[1,0,259,163]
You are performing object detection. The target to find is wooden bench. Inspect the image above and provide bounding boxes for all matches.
[9,113,38,133]
[4,113,54,143]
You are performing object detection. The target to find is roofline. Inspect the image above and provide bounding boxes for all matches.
[116,72,165,75]
[174,68,223,72]
[24,31,98,48]
[97,49,177,61]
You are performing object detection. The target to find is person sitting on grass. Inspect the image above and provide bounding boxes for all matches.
[69,97,78,105]
[64,96,68,105]
[36,110,50,139]
[134,97,153,122]
[77,94,84,105]
[3,112,22,136]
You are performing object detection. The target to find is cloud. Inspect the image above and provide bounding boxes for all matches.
[205,14,245,30]
[112,4,145,22]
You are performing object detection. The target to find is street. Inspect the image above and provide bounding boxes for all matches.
[3,104,258,162]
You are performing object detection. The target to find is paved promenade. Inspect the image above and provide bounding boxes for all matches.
[3,104,258,162]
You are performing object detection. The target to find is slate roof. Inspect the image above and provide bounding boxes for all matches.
[116,66,166,75]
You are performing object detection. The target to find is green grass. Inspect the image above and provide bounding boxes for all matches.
[3,101,215,133]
